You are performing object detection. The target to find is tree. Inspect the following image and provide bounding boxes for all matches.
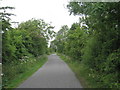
[0,6,15,31]
[51,25,69,53]
[2,18,55,63]
[67,2,120,88]
[52,2,120,88]
[1,6,15,63]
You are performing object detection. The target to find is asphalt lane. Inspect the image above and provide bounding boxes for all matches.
[18,54,82,88]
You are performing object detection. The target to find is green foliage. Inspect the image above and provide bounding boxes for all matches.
[2,7,55,88]
[2,19,54,63]
[3,55,47,88]
[66,25,87,61]
[58,54,90,88]
[18,19,55,41]
[2,2,120,88]
[50,25,69,53]
[52,2,120,88]
[53,24,87,61]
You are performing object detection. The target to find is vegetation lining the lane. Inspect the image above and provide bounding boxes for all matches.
[58,53,90,88]
[3,55,48,88]
[51,2,120,88]
[1,7,55,89]
[59,54,120,88]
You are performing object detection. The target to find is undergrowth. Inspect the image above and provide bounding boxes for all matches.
[2,54,47,88]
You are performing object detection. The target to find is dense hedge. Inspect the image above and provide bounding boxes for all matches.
[2,19,55,63]
[51,2,120,88]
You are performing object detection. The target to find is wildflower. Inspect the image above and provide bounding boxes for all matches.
[1,73,3,76]
[25,56,29,58]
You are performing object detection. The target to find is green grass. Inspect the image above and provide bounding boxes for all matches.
[3,55,48,88]
[58,54,120,89]
[58,53,92,88]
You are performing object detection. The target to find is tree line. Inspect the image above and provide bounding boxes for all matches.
[51,2,120,88]
[1,6,55,87]
[1,7,55,63]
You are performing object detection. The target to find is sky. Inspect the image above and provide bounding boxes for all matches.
[1,0,80,32]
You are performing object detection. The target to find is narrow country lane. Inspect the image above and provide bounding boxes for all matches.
[18,54,82,88]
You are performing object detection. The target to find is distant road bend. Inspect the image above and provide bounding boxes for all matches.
[18,54,82,88]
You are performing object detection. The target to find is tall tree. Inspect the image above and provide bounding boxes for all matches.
[53,2,120,88]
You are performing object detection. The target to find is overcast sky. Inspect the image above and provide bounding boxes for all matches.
[1,0,80,32]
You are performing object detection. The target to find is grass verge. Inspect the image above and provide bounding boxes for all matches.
[57,53,91,88]
[58,54,120,89]
[3,55,48,88]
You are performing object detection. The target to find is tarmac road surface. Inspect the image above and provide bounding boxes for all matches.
[18,54,82,88]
